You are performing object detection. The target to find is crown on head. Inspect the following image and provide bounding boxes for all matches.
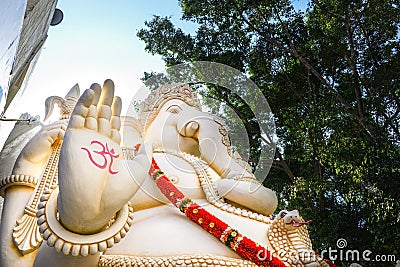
[138,83,202,131]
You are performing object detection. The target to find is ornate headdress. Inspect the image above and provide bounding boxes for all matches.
[138,83,202,131]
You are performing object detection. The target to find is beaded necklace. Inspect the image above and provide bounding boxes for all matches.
[149,157,286,267]
[155,149,273,224]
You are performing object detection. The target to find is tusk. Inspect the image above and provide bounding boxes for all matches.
[185,121,199,137]
[180,121,199,137]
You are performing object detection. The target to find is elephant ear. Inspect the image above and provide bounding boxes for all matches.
[44,96,64,121]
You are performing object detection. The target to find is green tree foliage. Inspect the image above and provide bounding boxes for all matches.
[137,0,400,265]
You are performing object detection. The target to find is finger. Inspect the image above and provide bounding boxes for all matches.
[58,130,65,140]
[45,121,68,132]
[86,84,101,130]
[124,141,152,186]
[47,128,66,143]
[45,120,68,131]
[111,96,122,118]
[133,141,153,171]
[98,79,115,107]
[85,105,98,131]
[97,80,115,136]
[110,96,122,144]
[90,83,102,106]
[69,89,94,129]
[111,96,122,131]
[98,117,111,136]
[120,116,142,148]
[73,89,94,114]
[110,129,121,145]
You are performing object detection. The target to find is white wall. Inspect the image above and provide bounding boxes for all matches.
[0,0,27,111]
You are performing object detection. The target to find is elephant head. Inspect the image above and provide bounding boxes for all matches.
[138,83,253,179]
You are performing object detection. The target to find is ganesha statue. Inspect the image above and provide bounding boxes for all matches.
[0,80,332,267]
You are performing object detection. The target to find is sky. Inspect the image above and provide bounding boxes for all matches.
[1,0,308,146]
[6,0,197,121]
[7,0,308,120]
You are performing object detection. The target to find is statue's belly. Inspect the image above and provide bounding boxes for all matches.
[105,201,269,257]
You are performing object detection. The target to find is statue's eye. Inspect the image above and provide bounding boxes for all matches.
[280,211,287,218]
[167,105,182,114]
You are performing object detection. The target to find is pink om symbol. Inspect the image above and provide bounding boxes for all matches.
[81,140,120,175]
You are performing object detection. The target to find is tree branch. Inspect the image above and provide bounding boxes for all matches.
[344,12,366,124]
[271,3,374,137]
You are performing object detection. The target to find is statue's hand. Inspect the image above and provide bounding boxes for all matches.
[13,120,68,176]
[58,80,152,234]
[216,178,278,216]
[120,116,143,149]
[193,116,253,178]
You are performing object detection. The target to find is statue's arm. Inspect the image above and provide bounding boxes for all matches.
[0,120,67,267]
[216,178,278,215]
[194,115,278,215]
[0,187,36,267]
[32,82,150,266]
[57,81,151,234]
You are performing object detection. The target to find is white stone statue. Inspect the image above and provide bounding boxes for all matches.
[0,80,332,267]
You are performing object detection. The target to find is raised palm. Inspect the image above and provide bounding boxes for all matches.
[58,80,151,234]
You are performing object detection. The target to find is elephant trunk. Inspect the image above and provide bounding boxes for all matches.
[178,120,199,138]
